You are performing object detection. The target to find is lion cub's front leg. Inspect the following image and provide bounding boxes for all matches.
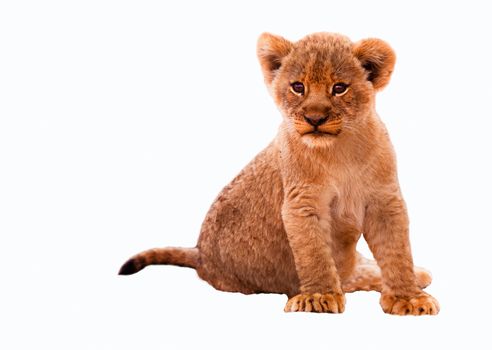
[282,187,345,313]
[363,193,440,316]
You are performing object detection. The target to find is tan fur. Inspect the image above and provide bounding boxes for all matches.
[120,32,439,316]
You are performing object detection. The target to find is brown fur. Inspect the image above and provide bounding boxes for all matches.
[119,32,439,316]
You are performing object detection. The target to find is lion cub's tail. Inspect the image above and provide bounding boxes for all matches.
[118,247,199,275]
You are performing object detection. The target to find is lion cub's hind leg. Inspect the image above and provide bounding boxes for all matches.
[342,254,432,293]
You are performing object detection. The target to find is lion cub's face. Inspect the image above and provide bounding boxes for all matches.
[257,32,395,147]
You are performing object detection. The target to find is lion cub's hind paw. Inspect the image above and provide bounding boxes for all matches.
[380,293,440,316]
[284,293,345,313]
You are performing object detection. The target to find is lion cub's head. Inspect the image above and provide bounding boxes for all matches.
[257,32,395,147]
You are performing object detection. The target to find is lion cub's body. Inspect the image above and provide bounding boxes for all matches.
[120,32,439,315]
[197,120,384,297]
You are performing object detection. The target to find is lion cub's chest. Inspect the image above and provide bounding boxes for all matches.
[328,178,366,231]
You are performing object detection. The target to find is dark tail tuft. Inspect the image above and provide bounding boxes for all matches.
[118,258,140,275]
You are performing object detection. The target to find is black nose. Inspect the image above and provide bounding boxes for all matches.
[304,115,328,127]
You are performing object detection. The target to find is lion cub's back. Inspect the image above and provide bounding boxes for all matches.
[196,144,299,295]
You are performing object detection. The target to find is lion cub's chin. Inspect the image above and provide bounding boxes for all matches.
[300,132,339,148]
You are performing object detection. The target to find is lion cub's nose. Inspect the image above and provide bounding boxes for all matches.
[304,115,328,127]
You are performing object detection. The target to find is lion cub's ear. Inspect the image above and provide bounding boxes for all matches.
[257,33,293,86]
[353,38,396,91]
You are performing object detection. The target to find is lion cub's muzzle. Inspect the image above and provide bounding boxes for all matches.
[297,114,342,136]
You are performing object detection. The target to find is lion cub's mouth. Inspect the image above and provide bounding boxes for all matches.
[302,126,342,137]
[305,128,341,136]
[294,118,342,137]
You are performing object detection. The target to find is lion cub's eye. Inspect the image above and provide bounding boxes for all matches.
[290,82,305,95]
[332,83,349,96]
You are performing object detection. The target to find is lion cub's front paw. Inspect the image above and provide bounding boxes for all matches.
[284,293,345,313]
[380,292,440,316]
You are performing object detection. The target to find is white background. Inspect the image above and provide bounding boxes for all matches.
[1,0,491,349]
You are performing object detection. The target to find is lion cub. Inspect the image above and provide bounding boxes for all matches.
[120,32,439,315]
